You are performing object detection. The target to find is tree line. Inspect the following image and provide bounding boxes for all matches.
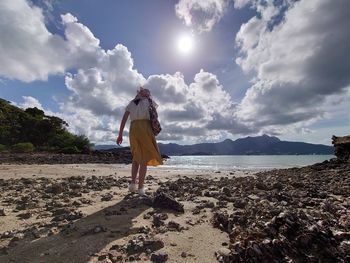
[0,98,91,153]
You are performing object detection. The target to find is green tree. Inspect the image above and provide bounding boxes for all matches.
[0,99,91,153]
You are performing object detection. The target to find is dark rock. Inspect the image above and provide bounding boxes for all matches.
[101,193,113,201]
[108,250,123,262]
[152,213,168,228]
[17,212,32,219]
[125,236,164,255]
[151,251,168,262]
[152,192,184,213]
[0,208,6,216]
[167,221,183,231]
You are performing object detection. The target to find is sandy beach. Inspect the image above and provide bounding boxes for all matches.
[0,161,349,262]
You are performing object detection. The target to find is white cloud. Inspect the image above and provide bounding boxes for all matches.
[235,0,350,134]
[175,0,230,32]
[0,0,107,82]
[0,0,68,81]
[19,96,44,110]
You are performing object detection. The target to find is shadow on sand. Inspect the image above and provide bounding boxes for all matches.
[0,194,151,263]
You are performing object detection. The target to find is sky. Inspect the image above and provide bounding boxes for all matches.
[0,0,349,146]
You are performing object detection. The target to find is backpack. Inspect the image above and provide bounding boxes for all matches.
[148,98,162,136]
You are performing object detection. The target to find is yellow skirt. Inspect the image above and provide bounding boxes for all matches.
[129,119,163,166]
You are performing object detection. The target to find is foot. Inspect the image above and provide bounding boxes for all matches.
[138,187,147,196]
[128,183,137,193]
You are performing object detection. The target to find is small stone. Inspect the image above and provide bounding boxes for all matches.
[0,208,6,216]
[101,193,113,202]
[17,212,32,219]
[248,194,260,201]
[216,248,231,257]
[181,252,187,258]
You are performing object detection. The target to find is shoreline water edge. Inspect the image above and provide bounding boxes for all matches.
[0,157,349,262]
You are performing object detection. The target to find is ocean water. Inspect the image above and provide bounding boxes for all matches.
[158,155,335,171]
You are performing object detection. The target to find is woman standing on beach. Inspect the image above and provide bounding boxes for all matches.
[116,87,163,195]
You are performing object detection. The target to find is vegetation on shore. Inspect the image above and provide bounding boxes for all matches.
[0,98,91,153]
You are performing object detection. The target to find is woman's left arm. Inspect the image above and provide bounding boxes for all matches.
[116,111,130,145]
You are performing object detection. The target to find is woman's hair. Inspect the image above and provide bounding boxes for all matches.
[138,87,150,98]
[133,87,151,105]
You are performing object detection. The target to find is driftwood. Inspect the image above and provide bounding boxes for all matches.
[332,135,350,161]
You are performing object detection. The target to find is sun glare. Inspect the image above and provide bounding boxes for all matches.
[177,34,194,54]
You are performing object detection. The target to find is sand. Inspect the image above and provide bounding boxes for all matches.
[0,164,254,263]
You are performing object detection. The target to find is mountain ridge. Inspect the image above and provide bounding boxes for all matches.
[94,134,334,155]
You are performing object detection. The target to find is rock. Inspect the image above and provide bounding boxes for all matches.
[221,187,231,196]
[101,193,113,201]
[215,248,233,263]
[181,251,187,258]
[332,135,350,161]
[152,192,184,213]
[0,208,6,216]
[46,183,64,194]
[153,214,168,228]
[233,199,246,209]
[216,247,231,257]
[125,236,164,255]
[108,250,123,262]
[17,212,32,219]
[248,194,260,201]
[151,251,168,262]
[167,221,182,231]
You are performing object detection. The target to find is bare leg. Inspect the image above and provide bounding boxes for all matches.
[131,161,139,184]
[138,164,147,189]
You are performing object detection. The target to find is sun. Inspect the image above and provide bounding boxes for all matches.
[177,34,194,54]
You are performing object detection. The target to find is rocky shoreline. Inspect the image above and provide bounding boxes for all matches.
[0,149,133,165]
[0,159,349,262]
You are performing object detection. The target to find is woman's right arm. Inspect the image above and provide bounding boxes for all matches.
[116,111,130,145]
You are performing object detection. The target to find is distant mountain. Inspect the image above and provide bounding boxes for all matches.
[158,135,334,155]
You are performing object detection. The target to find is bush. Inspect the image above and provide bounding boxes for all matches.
[11,142,35,152]
[0,144,7,151]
